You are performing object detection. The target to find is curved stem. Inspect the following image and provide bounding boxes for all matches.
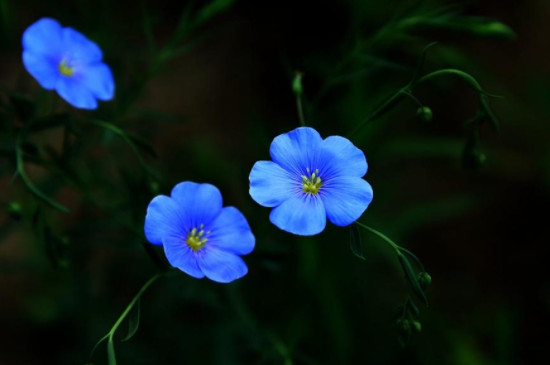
[15,135,70,213]
[355,221,401,255]
[354,222,425,271]
[108,272,163,338]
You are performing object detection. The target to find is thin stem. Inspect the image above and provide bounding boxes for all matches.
[15,135,70,213]
[347,88,406,137]
[297,94,306,126]
[355,221,401,255]
[355,222,425,271]
[108,272,163,338]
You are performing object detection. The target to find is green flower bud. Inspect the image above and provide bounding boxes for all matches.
[462,144,487,170]
[411,320,422,333]
[7,202,22,221]
[292,72,303,96]
[416,106,432,122]
[417,272,431,290]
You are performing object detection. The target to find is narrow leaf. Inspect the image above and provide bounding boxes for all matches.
[121,299,141,342]
[397,253,428,306]
[349,224,365,260]
[194,0,235,26]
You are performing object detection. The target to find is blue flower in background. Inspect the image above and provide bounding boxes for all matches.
[144,182,255,283]
[249,127,373,236]
[22,18,114,109]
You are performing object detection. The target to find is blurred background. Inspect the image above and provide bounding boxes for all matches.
[0,0,548,364]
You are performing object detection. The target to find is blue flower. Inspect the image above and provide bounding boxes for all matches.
[249,127,373,236]
[22,18,114,109]
[144,182,255,283]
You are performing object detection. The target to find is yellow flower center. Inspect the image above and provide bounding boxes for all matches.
[185,225,209,251]
[302,168,322,194]
[58,59,74,77]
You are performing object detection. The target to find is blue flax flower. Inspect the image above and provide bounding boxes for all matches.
[22,18,114,109]
[144,182,255,283]
[249,127,373,236]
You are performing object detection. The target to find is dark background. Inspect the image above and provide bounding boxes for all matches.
[0,0,548,364]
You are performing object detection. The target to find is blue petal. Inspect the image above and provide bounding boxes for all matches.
[269,127,323,174]
[163,235,205,279]
[55,76,97,109]
[62,27,103,64]
[22,51,59,90]
[75,63,115,100]
[198,247,248,283]
[144,195,187,245]
[320,177,373,226]
[22,18,63,58]
[317,136,367,179]
[269,194,326,236]
[249,161,298,207]
[170,182,223,227]
[208,207,255,255]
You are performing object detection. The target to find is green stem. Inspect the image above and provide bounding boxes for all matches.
[354,222,425,271]
[355,221,401,255]
[108,272,163,338]
[297,94,306,126]
[15,135,70,213]
[349,68,500,136]
[347,88,407,137]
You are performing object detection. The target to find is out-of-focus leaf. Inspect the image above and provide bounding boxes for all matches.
[194,0,235,27]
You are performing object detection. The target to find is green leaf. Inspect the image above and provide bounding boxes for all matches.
[397,253,428,306]
[107,338,117,365]
[349,224,364,260]
[121,299,141,342]
[194,0,235,27]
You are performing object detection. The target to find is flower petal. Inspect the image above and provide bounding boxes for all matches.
[318,136,367,178]
[249,161,297,207]
[269,194,326,236]
[75,63,114,101]
[55,76,97,109]
[198,247,248,283]
[144,195,187,245]
[22,18,64,58]
[62,27,103,64]
[22,51,59,90]
[269,127,322,174]
[163,235,205,279]
[170,182,223,227]
[320,177,373,226]
[208,207,255,255]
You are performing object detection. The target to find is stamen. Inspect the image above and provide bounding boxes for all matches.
[186,225,209,251]
[58,59,74,77]
[302,169,322,194]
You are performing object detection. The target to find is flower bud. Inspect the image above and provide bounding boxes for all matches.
[416,106,432,122]
[417,272,431,290]
[7,202,22,221]
[292,72,303,96]
[462,145,487,170]
[411,320,422,333]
